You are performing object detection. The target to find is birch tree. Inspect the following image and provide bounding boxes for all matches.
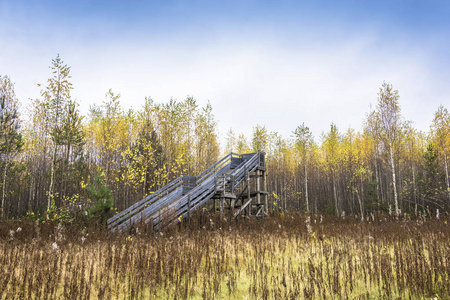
[364,108,384,204]
[225,128,236,154]
[251,125,269,153]
[87,89,126,184]
[376,82,402,215]
[123,97,164,195]
[431,105,450,201]
[236,133,250,154]
[0,76,23,216]
[293,123,313,212]
[323,123,341,216]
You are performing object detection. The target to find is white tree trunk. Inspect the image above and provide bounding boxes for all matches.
[333,171,338,216]
[359,173,365,221]
[356,189,364,221]
[374,154,383,204]
[390,143,399,215]
[304,163,309,212]
[48,142,57,210]
[444,151,450,201]
[1,162,7,218]
[412,165,417,211]
[1,141,10,217]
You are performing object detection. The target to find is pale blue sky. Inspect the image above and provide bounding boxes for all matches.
[1,0,449,141]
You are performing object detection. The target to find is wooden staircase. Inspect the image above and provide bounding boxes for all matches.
[107,152,267,232]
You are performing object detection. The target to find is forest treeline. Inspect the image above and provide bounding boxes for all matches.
[1,55,449,219]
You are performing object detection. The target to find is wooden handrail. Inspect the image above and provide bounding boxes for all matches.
[107,176,182,226]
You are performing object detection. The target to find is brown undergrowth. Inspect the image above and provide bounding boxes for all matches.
[1,213,450,299]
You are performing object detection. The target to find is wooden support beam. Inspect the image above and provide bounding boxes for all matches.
[230,198,235,219]
[234,198,253,218]
[257,170,261,205]
[249,174,264,178]
[255,205,264,217]
[220,197,224,218]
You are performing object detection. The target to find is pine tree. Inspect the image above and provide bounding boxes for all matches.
[59,99,85,162]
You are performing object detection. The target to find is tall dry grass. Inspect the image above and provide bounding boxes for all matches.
[1,213,449,299]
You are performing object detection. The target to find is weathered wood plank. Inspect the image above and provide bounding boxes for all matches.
[108,178,182,228]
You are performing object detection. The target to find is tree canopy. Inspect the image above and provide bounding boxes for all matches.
[1,58,450,220]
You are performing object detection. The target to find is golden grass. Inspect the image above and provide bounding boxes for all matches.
[1,213,449,299]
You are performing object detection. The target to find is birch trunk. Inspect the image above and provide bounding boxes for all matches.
[444,151,450,201]
[1,140,10,217]
[412,165,417,212]
[333,171,338,216]
[356,189,364,221]
[304,164,309,212]
[389,143,399,215]
[48,142,57,210]
[2,160,8,216]
[374,154,383,204]
[359,173,365,221]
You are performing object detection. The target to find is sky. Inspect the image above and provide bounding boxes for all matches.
[1,0,449,144]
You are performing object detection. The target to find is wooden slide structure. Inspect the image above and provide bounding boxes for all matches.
[107,152,267,232]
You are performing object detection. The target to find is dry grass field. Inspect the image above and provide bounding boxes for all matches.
[1,213,449,299]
